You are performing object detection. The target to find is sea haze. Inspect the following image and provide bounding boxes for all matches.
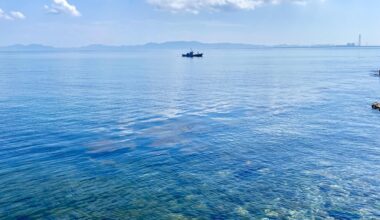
[0,48,380,219]
[1,41,376,52]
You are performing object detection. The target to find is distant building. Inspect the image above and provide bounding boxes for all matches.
[343,35,362,47]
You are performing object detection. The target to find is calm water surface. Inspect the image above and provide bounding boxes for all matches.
[0,48,380,219]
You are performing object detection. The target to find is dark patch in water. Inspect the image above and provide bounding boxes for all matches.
[16,216,32,220]
[234,166,264,180]
[328,210,361,220]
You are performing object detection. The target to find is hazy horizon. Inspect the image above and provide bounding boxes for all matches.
[1,40,380,49]
[1,0,380,47]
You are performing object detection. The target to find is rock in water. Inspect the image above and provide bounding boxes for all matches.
[372,102,380,110]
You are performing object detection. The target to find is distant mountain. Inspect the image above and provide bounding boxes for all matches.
[0,44,56,51]
[1,41,376,52]
[140,41,265,49]
[67,41,266,51]
[0,41,266,51]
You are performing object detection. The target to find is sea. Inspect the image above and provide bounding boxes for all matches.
[0,48,380,219]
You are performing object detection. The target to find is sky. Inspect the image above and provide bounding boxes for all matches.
[0,0,379,47]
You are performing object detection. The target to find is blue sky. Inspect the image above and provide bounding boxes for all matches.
[0,0,379,47]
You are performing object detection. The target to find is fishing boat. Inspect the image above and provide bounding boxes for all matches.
[182,51,203,58]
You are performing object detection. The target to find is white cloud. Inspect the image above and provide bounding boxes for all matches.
[147,0,320,13]
[10,11,26,20]
[45,0,81,17]
[0,8,25,20]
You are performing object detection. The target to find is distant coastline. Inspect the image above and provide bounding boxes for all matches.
[1,41,380,52]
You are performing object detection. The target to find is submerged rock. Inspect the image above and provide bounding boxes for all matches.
[235,206,249,216]
[371,102,380,110]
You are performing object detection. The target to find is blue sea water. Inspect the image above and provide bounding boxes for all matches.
[0,48,380,219]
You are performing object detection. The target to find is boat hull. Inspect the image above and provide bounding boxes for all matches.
[182,53,203,58]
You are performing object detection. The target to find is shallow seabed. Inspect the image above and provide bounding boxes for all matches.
[0,48,380,219]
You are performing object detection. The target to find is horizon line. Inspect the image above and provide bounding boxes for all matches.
[1,41,380,49]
